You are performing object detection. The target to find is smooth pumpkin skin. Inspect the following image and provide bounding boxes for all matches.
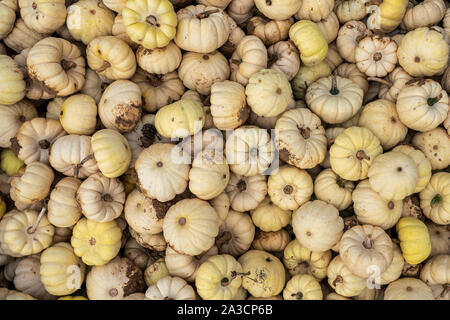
[0,54,26,105]
[419,172,450,225]
[60,94,98,135]
[289,20,328,66]
[283,274,323,300]
[0,148,24,176]
[396,217,431,265]
[91,129,131,178]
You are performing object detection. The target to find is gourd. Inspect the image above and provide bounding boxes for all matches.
[420,172,450,225]
[226,0,253,25]
[426,221,450,258]
[317,12,339,44]
[250,197,291,232]
[188,149,230,200]
[403,0,446,30]
[19,0,66,33]
[4,18,47,54]
[384,278,434,300]
[144,258,170,287]
[353,180,403,230]
[314,169,354,211]
[397,79,449,132]
[155,99,204,139]
[60,94,97,135]
[0,55,26,105]
[40,242,86,296]
[368,151,419,201]
[358,99,407,150]
[252,0,300,20]
[225,125,274,176]
[0,100,37,148]
[238,250,285,298]
[420,254,449,286]
[0,288,36,300]
[366,0,409,33]
[292,200,344,252]
[275,108,327,169]
[216,210,255,257]
[91,129,132,178]
[86,257,146,300]
[291,61,331,99]
[230,35,268,86]
[0,0,16,39]
[225,173,267,213]
[129,228,166,252]
[174,5,230,53]
[289,20,328,66]
[163,198,220,256]
[86,36,136,80]
[335,0,368,23]
[195,254,243,300]
[397,27,448,77]
[245,69,292,118]
[354,35,397,78]
[334,62,368,93]
[267,41,300,81]
[339,224,393,278]
[252,229,290,252]
[283,239,331,280]
[0,209,54,257]
[14,255,55,300]
[336,21,372,64]
[378,67,412,102]
[412,128,450,171]
[76,172,125,223]
[135,143,190,202]
[210,80,249,130]
[48,177,82,228]
[198,0,232,9]
[26,37,86,97]
[220,14,245,57]
[123,238,151,270]
[66,0,115,44]
[99,80,142,133]
[136,41,181,75]
[283,274,322,300]
[327,255,366,297]
[49,135,99,179]
[247,16,293,46]
[10,162,54,205]
[306,75,364,124]
[329,126,383,181]
[145,276,196,300]
[80,69,109,104]
[1,149,24,176]
[71,218,122,266]
[396,217,431,265]
[379,242,404,285]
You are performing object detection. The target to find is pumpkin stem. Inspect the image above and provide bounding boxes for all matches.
[197,9,219,19]
[356,150,370,161]
[237,180,247,192]
[373,52,382,61]
[146,15,160,27]
[222,271,250,286]
[80,154,95,165]
[431,194,442,206]
[283,185,293,195]
[38,139,50,149]
[362,238,373,249]
[61,59,77,71]
[216,231,232,247]
[103,194,113,202]
[332,275,343,287]
[388,201,395,209]
[144,72,164,87]
[27,207,47,234]
[329,76,339,95]
[427,95,441,106]
[367,77,392,87]
[292,292,303,300]
[95,61,111,73]
[299,127,311,139]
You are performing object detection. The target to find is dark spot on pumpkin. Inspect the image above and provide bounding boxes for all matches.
[414,57,420,63]
[90,9,96,14]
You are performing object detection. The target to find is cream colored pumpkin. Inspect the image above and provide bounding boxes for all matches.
[86,257,145,300]
[129,228,166,252]
[0,100,37,148]
[426,221,450,257]
[146,276,196,300]
[247,16,293,46]
[210,80,248,130]
[135,143,190,202]
[379,243,404,285]
[163,198,220,256]
[292,200,344,252]
[355,35,398,77]
[0,54,26,105]
[403,0,446,30]
[14,255,54,300]
[225,173,267,212]
[40,242,86,296]
[358,99,407,150]
[252,229,290,252]
[217,210,255,257]
[230,35,268,86]
[227,0,254,26]
[0,0,16,40]
[283,274,322,300]
[275,108,327,169]
[316,12,339,44]
[378,67,413,102]
[112,14,138,49]
[335,0,367,23]
[412,128,450,170]
[86,36,136,80]
[397,79,449,132]
[250,197,291,232]
[420,172,450,225]
[59,94,98,136]
[324,43,343,71]
[238,250,285,298]
[291,61,331,99]
[353,180,402,230]
[220,14,245,57]
[80,69,110,104]
[4,18,47,54]
[327,255,366,297]
[253,0,300,20]
[245,69,293,118]
[267,41,300,81]
[334,62,368,93]
[174,5,230,53]
[19,0,66,34]
[283,239,331,280]
[306,75,364,124]
[49,135,99,179]
[336,21,372,64]
[48,177,82,228]
[431,284,450,300]
[384,278,434,300]
[420,254,449,286]
[314,169,354,211]
[136,41,181,75]
[144,258,170,287]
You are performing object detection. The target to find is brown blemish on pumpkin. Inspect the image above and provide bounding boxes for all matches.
[38,139,50,149]
[139,124,158,148]
[283,185,293,195]
[333,275,343,287]
[156,161,163,168]
[122,258,146,297]
[10,137,21,156]
[237,180,247,192]
[388,201,394,209]
[356,150,370,161]
[89,237,96,246]
[414,57,420,63]
[113,102,142,132]
[90,9,96,14]
[152,199,169,220]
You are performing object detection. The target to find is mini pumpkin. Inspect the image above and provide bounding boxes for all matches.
[384,278,433,300]
[0,0,16,39]
[13,255,54,300]
[19,0,66,34]
[289,20,328,66]
[59,94,97,136]
[0,54,26,105]
[336,21,372,64]
[1,149,24,176]
[144,258,170,287]
[377,67,413,102]
[251,197,291,232]
[314,169,354,211]
[145,276,196,300]
[136,42,182,75]
[366,0,409,33]
[327,255,366,297]
[267,41,300,81]
[217,210,255,257]
[4,18,47,54]
[420,172,450,225]
[403,0,446,30]
[225,173,267,212]
[0,100,37,148]
[252,229,290,252]
[396,217,431,265]
[48,177,82,228]
[283,274,322,300]
[412,128,450,170]
[291,61,331,99]
[334,62,368,93]
[335,0,367,23]
[247,16,293,46]
[254,0,300,20]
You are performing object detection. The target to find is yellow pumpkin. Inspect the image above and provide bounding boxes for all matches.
[367,0,409,33]
[122,0,177,50]
[91,129,132,178]
[144,258,170,287]
[40,242,86,296]
[1,148,24,176]
[155,99,204,139]
[396,217,431,265]
[251,197,291,232]
[195,254,243,300]
[420,172,450,225]
[0,54,26,105]
[254,0,300,20]
[60,94,98,135]
[71,218,122,266]
[291,61,331,100]
[283,274,323,300]
[289,20,328,66]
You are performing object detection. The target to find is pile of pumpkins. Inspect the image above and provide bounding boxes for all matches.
[0,0,449,301]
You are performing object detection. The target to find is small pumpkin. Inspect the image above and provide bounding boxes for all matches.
[267,41,300,81]
[247,16,293,46]
[327,255,366,297]
[314,169,354,211]
[426,221,450,258]
[216,210,255,257]
[412,128,450,171]
[14,255,55,300]
[251,229,290,252]
[402,0,446,30]
[0,100,37,148]
[0,0,16,39]
[144,258,170,287]
[254,0,300,20]
[1,149,24,176]
[283,274,322,300]
[145,276,196,300]
[4,18,47,54]
[48,177,82,228]
[334,62,368,93]
[251,197,291,232]
[378,67,413,102]
[289,20,328,66]
[336,21,372,64]
[366,0,409,33]
[291,61,331,99]
[396,217,431,265]
[0,54,26,105]
[384,278,433,300]
[19,0,66,34]
[225,173,267,212]
[335,0,367,23]
[136,42,182,75]
[60,94,98,135]
[420,172,450,225]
